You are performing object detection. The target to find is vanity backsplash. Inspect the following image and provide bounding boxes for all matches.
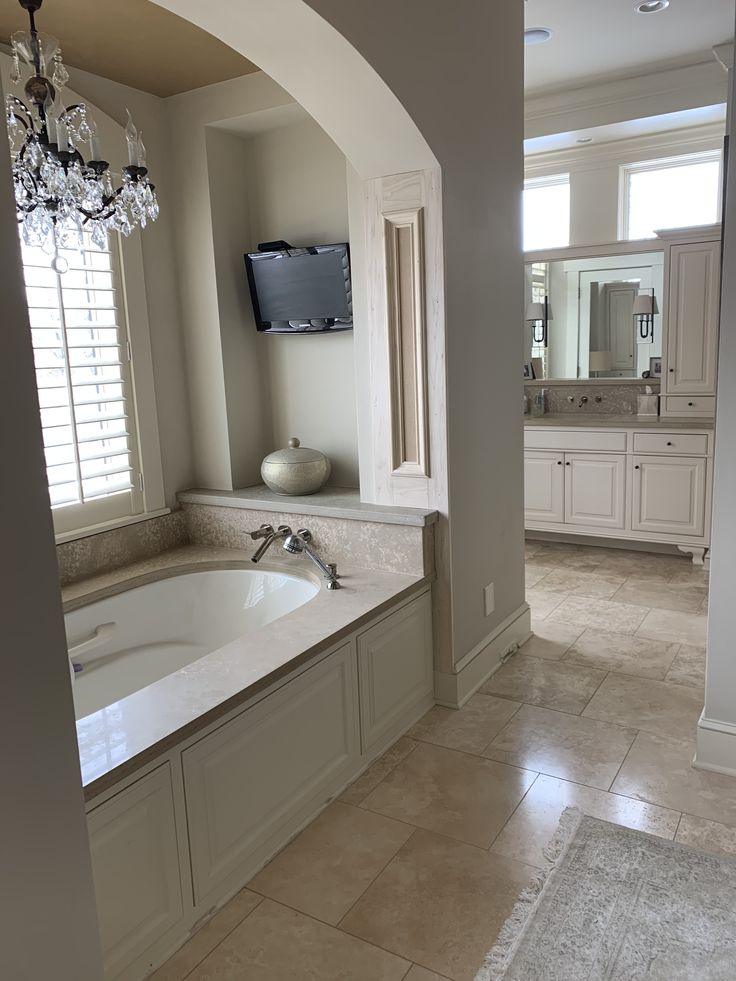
[524,381,661,416]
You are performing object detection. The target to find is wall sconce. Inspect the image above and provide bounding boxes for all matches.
[526,296,552,348]
[633,290,659,342]
[589,350,612,378]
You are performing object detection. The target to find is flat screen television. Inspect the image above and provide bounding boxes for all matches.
[244,243,353,333]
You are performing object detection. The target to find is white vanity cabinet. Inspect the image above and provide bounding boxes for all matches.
[524,425,713,560]
[660,229,721,415]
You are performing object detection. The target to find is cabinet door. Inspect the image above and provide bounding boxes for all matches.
[665,241,721,395]
[183,643,357,904]
[524,451,564,524]
[564,454,626,529]
[632,455,707,537]
[88,764,183,980]
[357,591,433,752]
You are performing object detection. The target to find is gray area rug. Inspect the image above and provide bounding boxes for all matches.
[477,810,736,980]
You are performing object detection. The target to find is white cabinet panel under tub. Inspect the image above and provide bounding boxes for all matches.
[87,764,183,981]
[357,590,434,752]
[183,642,359,904]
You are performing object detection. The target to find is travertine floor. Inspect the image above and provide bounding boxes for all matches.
[151,542,736,981]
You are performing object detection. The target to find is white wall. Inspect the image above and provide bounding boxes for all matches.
[526,124,725,246]
[243,118,359,487]
[0,76,104,981]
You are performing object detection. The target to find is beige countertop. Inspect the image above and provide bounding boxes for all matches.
[524,414,714,430]
[178,485,439,528]
[69,546,430,801]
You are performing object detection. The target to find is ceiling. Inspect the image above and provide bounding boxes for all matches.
[525,0,735,95]
[0,0,259,98]
[0,1,733,100]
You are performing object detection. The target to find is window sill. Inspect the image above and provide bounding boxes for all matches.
[54,508,171,545]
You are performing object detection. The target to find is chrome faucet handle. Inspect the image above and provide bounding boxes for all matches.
[249,523,274,540]
[276,525,293,536]
[327,562,340,580]
[296,528,313,543]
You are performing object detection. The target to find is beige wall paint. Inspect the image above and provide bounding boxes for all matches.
[244,119,359,487]
[0,75,104,981]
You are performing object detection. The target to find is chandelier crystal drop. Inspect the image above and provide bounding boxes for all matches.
[5,0,159,266]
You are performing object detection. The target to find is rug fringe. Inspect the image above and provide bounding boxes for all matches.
[474,806,584,981]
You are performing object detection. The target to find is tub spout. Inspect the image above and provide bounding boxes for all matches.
[250,525,292,563]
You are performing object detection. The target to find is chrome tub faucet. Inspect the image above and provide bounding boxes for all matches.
[282,529,341,589]
[248,523,292,562]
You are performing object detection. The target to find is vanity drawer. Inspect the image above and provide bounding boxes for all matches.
[524,429,627,453]
[632,432,709,456]
[663,396,716,418]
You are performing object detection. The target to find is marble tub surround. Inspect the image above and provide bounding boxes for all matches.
[181,500,434,577]
[524,381,661,416]
[68,545,429,797]
[56,509,187,586]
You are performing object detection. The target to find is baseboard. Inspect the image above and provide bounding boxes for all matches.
[434,603,531,709]
[526,531,683,557]
[694,713,736,777]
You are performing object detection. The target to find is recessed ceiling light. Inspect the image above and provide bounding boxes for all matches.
[636,1,670,13]
[525,27,554,46]
[576,137,594,144]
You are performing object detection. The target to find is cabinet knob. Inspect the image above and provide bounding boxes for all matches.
[557,460,563,465]
[635,465,641,470]
[669,368,674,373]
[688,402,694,407]
[565,461,571,466]
[666,441,673,446]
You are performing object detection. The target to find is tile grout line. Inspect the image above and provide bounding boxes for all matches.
[173,892,266,981]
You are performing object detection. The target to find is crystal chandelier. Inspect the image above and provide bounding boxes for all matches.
[4,0,159,271]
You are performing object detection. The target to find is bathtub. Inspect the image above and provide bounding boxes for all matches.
[66,568,319,719]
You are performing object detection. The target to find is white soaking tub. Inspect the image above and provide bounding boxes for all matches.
[66,568,319,719]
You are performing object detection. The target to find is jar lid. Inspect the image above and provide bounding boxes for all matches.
[262,437,327,465]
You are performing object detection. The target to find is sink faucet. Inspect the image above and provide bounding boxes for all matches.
[282,529,341,589]
[248,523,292,563]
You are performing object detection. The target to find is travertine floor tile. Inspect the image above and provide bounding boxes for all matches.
[554,545,617,570]
[548,594,648,634]
[339,737,417,805]
[361,742,536,849]
[534,567,625,599]
[340,829,534,981]
[490,774,680,868]
[187,899,410,980]
[665,644,706,688]
[405,966,451,981]
[522,619,583,661]
[483,704,637,791]
[675,813,736,858]
[481,654,605,714]
[636,607,708,646]
[596,552,688,582]
[525,562,557,588]
[525,586,567,620]
[248,802,413,925]
[583,673,703,740]
[409,694,520,755]
[612,731,736,826]
[563,628,679,680]
[148,889,262,981]
[611,578,708,613]
[524,542,580,565]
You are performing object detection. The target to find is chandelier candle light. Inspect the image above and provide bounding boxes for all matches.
[5,0,158,271]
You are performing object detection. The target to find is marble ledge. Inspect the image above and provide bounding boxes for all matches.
[525,414,714,431]
[177,485,439,528]
[71,545,431,801]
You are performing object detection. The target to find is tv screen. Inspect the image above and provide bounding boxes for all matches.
[244,243,353,333]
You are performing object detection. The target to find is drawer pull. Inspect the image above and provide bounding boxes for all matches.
[688,402,694,407]
[666,441,673,446]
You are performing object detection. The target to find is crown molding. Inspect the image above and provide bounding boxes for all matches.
[525,122,724,177]
[525,60,728,139]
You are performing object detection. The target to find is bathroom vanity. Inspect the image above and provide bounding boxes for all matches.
[524,416,714,563]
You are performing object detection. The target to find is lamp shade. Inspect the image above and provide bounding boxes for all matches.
[632,293,659,316]
[589,350,612,373]
[525,302,546,321]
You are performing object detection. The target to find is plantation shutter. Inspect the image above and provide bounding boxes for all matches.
[21,232,143,535]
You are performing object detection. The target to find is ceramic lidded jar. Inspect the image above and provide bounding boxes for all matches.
[260,438,331,496]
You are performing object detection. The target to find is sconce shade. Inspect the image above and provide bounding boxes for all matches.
[589,350,612,373]
[632,294,659,316]
[526,302,545,322]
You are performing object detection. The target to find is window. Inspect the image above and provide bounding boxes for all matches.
[22,232,144,536]
[524,174,570,252]
[622,151,722,240]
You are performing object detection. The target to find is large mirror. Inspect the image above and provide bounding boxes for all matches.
[524,249,665,380]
